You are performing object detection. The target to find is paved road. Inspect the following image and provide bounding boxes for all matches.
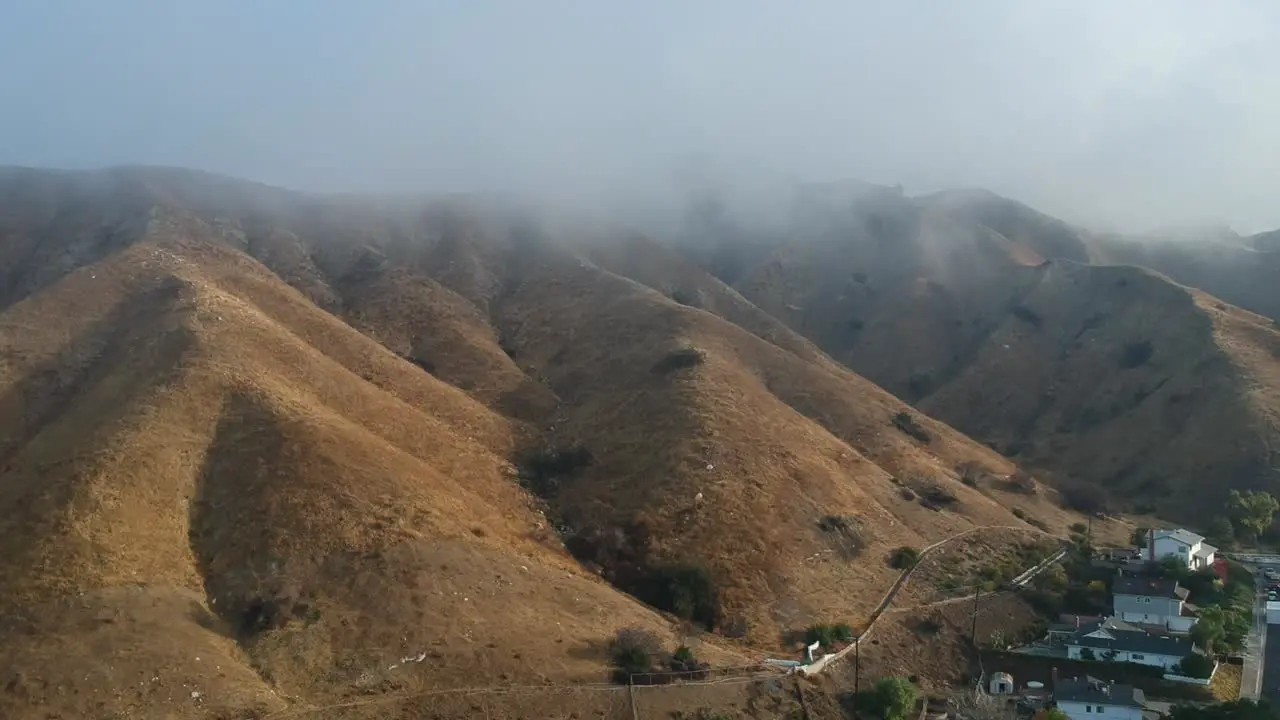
[1243,571,1268,701]
[1260,623,1280,706]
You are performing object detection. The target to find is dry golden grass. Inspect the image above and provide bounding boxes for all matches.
[732,189,1280,521]
[0,168,1117,718]
[827,592,1042,695]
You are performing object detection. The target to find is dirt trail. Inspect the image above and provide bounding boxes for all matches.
[802,524,1062,675]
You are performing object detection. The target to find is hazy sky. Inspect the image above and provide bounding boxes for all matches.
[2,1,1279,232]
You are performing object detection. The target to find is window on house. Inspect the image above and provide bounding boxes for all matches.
[1132,654,1144,660]
[1097,707,1106,713]
[1085,706,1092,712]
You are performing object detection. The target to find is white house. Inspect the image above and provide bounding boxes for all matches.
[1111,573,1197,633]
[1139,529,1216,571]
[1055,676,1145,720]
[1064,618,1195,671]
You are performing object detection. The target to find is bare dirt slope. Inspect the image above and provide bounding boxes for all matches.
[715,183,1280,520]
[0,167,1102,718]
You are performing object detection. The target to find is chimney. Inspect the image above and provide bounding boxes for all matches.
[1051,667,1059,688]
[1075,615,1080,629]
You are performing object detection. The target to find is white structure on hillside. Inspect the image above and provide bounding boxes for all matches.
[1055,676,1145,720]
[1139,529,1216,571]
[989,672,1014,694]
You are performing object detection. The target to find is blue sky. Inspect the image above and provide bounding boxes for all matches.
[2,1,1278,232]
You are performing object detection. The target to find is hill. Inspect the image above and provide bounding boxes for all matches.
[0,167,1099,718]
[696,182,1280,521]
[1089,231,1280,324]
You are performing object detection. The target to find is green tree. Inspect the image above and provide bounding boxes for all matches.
[1191,608,1226,653]
[1131,526,1150,547]
[1158,555,1191,580]
[1228,490,1280,541]
[610,628,659,683]
[889,546,920,569]
[1174,653,1216,679]
[1037,709,1071,720]
[872,677,919,720]
[1034,564,1069,593]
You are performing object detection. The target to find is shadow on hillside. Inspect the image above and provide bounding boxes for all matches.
[188,392,321,642]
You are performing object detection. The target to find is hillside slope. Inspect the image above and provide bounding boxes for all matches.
[1090,235,1280,323]
[711,183,1280,520]
[0,167,1094,718]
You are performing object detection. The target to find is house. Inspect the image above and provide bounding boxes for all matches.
[1139,529,1216,571]
[1065,618,1196,670]
[1112,573,1197,633]
[1054,676,1145,720]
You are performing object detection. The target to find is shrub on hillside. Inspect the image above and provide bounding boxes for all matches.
[1118,340,1155,369]
[610,627,661,683]
[870,677,919,720]
[817,514,866,558]
[913,482,958,509]
[652,346,705,374]
[1070,522,1088,534]
[637,564,719,630]
[670,289,697,307]
[889,546,920,569]
[406,355,436,374]
[805,622,856,647]
[1012,507,1028,520]
[516,445,593,498]
[891,412,933,443]
[668,645,709,679]
[1011,304,1043,328]
[899,487,917,501]
[1004,472,1039,495]
[1061,484,1107,514]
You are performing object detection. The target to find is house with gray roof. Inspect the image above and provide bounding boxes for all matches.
[1064,617,1196,670]
[1139,529,1217,571]
[1055,676,1145,720]
[1112,572,1197,633]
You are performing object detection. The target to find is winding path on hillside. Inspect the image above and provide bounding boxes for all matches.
[801,524,1067,676]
